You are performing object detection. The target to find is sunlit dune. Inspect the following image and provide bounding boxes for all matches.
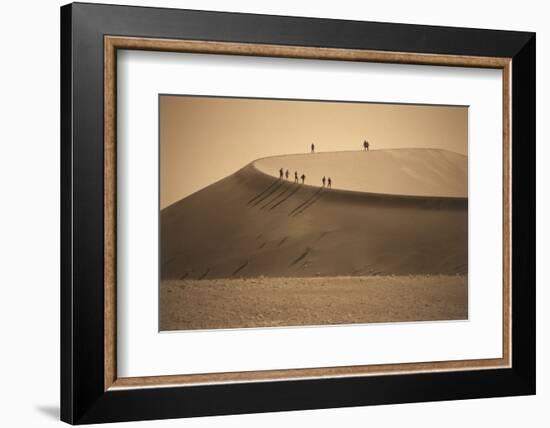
[161,149,467,280]
[253,149,467,198]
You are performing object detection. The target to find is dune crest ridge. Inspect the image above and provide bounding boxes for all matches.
[253,148,467,198]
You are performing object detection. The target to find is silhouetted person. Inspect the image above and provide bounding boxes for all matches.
[366,141,370,151]
[363,140,367,151]
[294,171,299,183]
[311,143,315,153]
[301,173,306,184]
[285,169,289,180]
[322,176,326,187]
[328,177,332,188]
[279,168,284,179]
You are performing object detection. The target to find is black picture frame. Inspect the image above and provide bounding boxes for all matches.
[61,2,535,424]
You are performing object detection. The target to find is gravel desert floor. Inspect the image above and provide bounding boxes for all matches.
[160,275,467,331]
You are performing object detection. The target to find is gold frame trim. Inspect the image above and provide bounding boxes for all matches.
[104,36,512,391]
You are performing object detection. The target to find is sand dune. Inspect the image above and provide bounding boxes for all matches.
[254,149,467,197]
[161,149,467,280]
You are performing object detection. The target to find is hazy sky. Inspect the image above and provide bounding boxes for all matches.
[160,95,467,208]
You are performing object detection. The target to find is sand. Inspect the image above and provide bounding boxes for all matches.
[253,149,467,198]
[160,275,468,331]
[160,149,468,329]
[161,149,467,280]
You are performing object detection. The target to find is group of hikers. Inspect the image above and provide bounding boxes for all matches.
[275,140,372,189]
[278,167,332,188]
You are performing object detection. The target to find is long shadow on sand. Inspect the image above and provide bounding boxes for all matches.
[247,178,279,204]
[291,189,325,216]
[260,181,294,209]
[250,180,286,207]
[288,188,323,216]
[291,188,325,216]
[269,184,302,210]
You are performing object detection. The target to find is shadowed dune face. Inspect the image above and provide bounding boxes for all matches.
[161,150,468,280]
[254,149,467,198]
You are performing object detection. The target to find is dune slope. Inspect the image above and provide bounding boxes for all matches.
[161,149,467,279]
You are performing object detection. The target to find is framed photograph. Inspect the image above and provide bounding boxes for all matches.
[61,2,535,424]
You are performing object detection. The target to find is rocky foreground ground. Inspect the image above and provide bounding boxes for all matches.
[160,275,467,331]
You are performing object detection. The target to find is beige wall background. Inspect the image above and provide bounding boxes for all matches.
[160,95,467,208]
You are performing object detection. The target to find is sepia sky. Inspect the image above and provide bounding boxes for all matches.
[160,95,468,208]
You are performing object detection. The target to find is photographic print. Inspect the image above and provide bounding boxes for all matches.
[159,95,468,331]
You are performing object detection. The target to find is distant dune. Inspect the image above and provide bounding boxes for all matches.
[161,149,467,280]
[254,149,467,197]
